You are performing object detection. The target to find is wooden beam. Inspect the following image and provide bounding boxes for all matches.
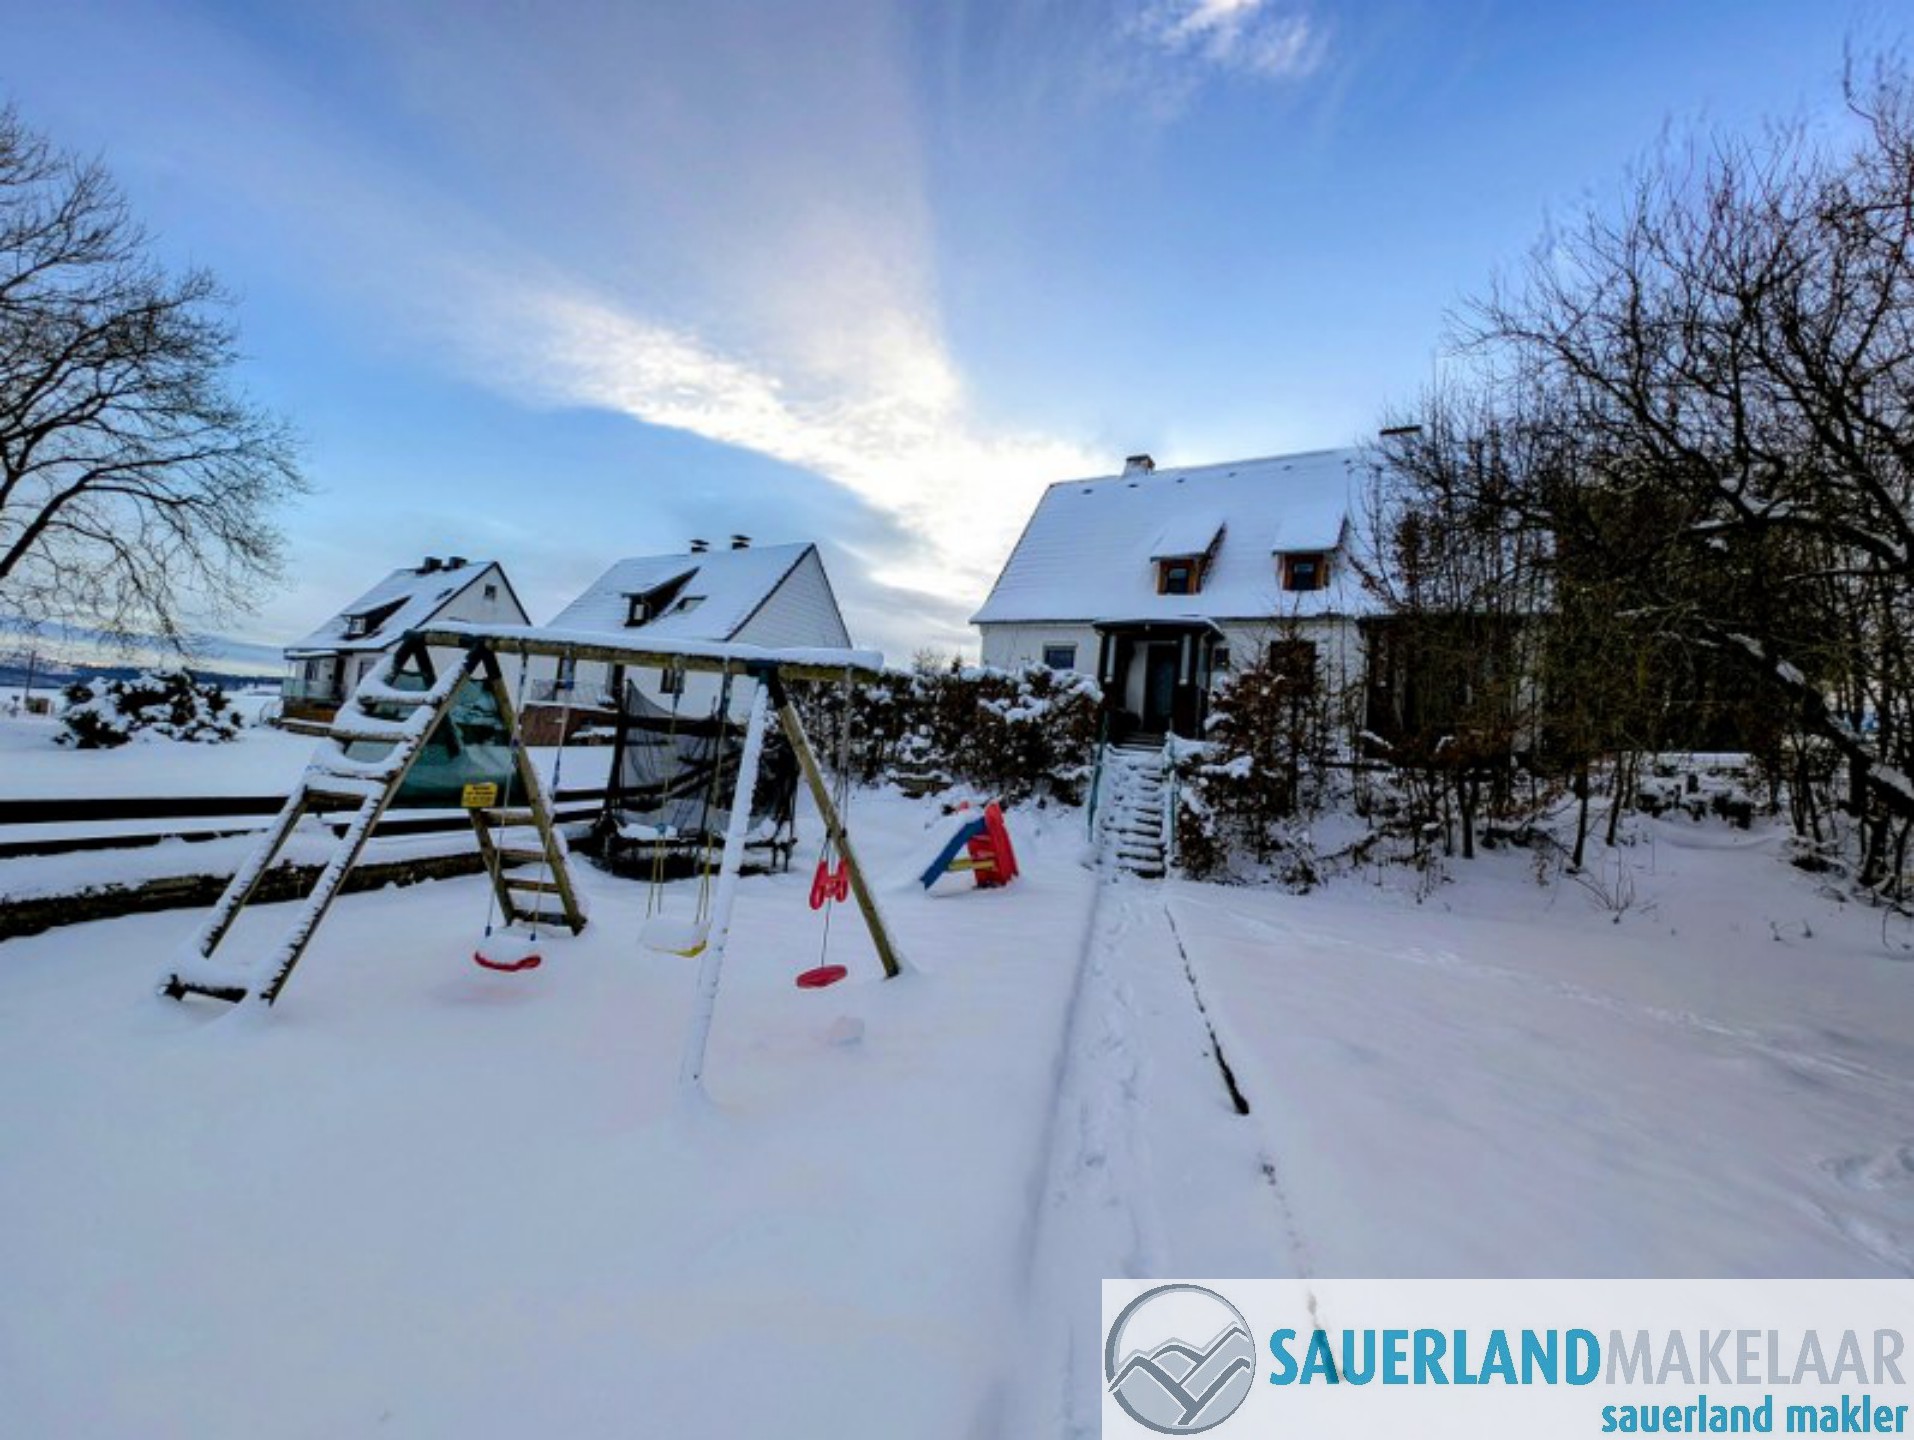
[413,626,884,686]
[475,648,587,934]
[768,677,904,980]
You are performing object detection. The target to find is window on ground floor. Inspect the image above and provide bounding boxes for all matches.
[1042,643,1077,671]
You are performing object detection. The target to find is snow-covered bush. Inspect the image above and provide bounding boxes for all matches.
[57,671,243,749]
[1173,646,1336,884]
[795,660,1100,803]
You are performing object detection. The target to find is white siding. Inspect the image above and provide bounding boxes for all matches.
[982,615,1367,702]
[1210,617,1365,696]
[977,622,1102,674]
[418,564,530,687]
[730,548,853,652]
[436,564,529,629]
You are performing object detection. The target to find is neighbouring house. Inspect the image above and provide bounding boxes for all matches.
[972,449,1379,741]
[282,556,528,723]
[521,537,852,743]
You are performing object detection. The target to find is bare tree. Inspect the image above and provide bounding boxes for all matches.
[0,104,304,647]
[1379,55,1914,893]
[1358,384,1555,858]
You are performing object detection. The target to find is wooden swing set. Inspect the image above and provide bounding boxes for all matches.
[159,624,905,1040]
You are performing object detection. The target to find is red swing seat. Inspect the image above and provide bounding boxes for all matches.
[795,963,848,989]
[473,947,542,973]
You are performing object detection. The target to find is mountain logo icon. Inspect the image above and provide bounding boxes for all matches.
[1105,1284,1256,1434]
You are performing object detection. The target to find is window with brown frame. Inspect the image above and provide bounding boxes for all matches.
[1156,557,1205,595]
[1280,552,1328,591]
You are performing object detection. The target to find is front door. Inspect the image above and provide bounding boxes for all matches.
[1142,643,1179,734]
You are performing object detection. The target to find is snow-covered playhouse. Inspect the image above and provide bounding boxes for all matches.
[972,449,1378,740]
[282,556,528,724]
[521,538,853,744]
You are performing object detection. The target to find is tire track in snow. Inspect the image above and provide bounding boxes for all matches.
[1164,899,1336,1360]
[999,876,1169,1439]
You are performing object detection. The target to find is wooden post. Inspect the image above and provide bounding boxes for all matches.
[767,673,905,980]
[678,676,771,1098]
[481,645,586,933]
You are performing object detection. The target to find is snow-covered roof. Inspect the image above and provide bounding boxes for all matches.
[972,448,1382,625]
[546,541,816,641]
[1149,513,1225,561]
[287,560,507,656]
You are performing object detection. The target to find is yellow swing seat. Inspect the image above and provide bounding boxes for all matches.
[641,915,709,958]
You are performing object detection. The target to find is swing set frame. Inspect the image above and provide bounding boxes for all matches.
[416,624,905,983]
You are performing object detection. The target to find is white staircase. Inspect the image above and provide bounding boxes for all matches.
[1097,742,1170,879]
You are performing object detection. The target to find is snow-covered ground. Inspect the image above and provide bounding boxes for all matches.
[4,783,1914,1436]
[0,708,609,801]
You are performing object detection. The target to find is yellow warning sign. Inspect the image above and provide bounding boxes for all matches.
[461,782,500,809]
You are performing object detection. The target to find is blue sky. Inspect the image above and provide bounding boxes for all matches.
[0,0,1893,662]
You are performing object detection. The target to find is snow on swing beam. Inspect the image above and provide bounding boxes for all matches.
[414,621,887,684]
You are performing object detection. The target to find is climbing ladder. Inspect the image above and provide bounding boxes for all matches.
[1097,742,1170,879]
[159,636,586,1007]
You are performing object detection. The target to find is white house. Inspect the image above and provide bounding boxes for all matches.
[523,538,852,739]
[971,449,1379,740]
[282,556,528,721]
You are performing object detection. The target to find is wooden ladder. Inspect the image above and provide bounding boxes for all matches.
[159,636,586,1008]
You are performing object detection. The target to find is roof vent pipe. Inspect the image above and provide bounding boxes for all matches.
[730,534,751,549]
[1123,454,1155,474]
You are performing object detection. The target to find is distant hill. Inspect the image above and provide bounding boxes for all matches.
[0,618,282,693]
[0,656,278,696]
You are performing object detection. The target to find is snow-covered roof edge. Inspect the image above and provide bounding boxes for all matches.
[287,561,519,656]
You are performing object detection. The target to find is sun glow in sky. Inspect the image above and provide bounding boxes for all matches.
[0,0,1889,661]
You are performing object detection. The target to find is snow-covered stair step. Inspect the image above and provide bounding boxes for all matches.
[1096,741,1170,881]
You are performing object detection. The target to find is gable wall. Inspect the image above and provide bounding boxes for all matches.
[729,549,853,651]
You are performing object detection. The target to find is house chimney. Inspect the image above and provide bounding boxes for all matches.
[690,538,710,554]
[730,533,751,549]
[446,555,468,570]
[1123,453,1156,474]
[1378,425,1423,441]
[419,556,442,573]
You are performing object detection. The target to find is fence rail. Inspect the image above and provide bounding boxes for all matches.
[0,788,610,860]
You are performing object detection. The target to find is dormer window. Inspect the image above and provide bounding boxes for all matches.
[625,571,696,626]
[1150,518,1222,598]
[1156,557,1204,595]
[1281,552,1328,592]
[341,597,406,640]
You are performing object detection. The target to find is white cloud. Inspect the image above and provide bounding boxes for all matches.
[14,1,1109,660]
[1135,0,1327,80]
[437,262,1096,621]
